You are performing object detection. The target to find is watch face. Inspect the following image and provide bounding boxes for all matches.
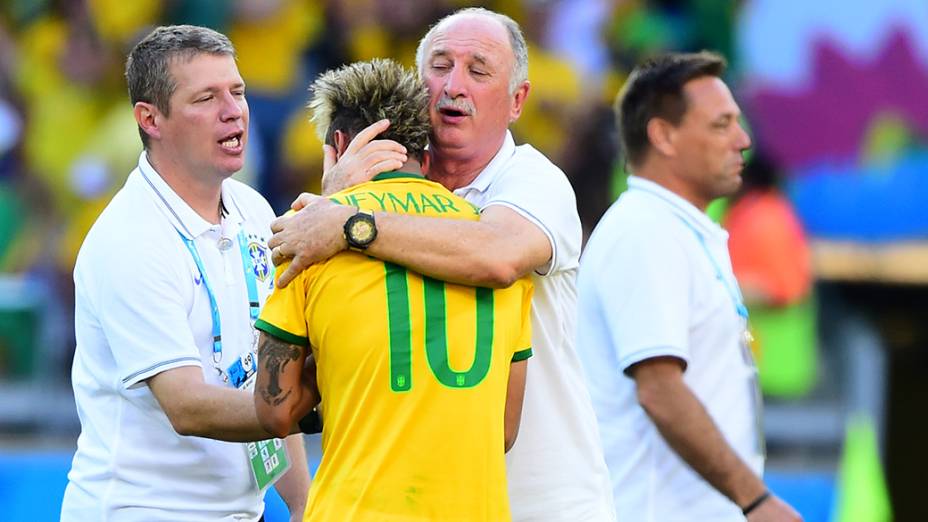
[345,211,377,249]
[350,219,375,243]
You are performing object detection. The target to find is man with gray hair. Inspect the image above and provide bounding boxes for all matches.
[62,25,308,521]
[269,8,616,521]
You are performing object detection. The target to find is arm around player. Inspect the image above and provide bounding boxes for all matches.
[268,122,552,289]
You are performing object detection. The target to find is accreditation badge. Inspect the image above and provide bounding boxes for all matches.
[227,350,292,492]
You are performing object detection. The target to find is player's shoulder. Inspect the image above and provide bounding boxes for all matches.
[513,273,534,290]
[494,274,534,301]
[410,178,480,217]
[334,176,480,219]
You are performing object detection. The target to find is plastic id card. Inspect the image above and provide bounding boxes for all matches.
[246,438,291,492]
[227,350,291,492]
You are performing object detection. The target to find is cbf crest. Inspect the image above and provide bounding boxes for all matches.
[247,235,271,283]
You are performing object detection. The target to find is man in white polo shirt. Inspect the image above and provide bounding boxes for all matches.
[576,52,802,521]
[266,8,615,521]
[61,25,308,522]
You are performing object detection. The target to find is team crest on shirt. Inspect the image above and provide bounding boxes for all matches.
[248,238,271,282]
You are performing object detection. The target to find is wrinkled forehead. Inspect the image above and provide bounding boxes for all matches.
[425,15,513,67]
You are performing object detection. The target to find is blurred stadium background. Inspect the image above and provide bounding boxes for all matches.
[1,0,925,520]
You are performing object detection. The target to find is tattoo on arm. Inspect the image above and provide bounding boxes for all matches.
[259,335,303,406]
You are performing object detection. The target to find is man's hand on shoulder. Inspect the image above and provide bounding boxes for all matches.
[269,196,354,288]
[320,119,407,195]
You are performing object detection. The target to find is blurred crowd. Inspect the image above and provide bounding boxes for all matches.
[0,0,769,381]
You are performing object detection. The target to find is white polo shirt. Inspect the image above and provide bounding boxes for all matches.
[62,152,277,522]
[454,131,616,522]
[576,176,765,522]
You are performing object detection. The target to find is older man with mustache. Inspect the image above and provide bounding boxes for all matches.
[269,7,616,522]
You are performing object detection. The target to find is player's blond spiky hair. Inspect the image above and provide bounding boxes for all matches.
[309,58,430,160]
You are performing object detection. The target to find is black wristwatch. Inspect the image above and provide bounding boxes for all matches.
[344,209,377,251]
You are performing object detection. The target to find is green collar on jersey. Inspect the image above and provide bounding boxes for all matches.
[371,171,426,181]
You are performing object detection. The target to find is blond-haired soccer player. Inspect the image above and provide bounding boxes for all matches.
[253,58,533,521]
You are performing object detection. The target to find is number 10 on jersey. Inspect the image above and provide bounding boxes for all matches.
[384,262,494,391]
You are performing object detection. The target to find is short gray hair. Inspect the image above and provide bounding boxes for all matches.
[125,25,236,148]
[415,7,528,94]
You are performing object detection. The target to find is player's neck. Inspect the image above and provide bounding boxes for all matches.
[397,158,424,176]
[148,150,223,224]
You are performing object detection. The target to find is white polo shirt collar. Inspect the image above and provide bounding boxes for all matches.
[454,130,517,196]
[626,175,728,242]
[136,151,245,240]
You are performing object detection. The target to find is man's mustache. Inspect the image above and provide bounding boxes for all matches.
[435,97,476,116]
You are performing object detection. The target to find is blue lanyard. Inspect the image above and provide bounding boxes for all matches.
[237,230,261,323]
[673,217,749,321]
[630,184,749,320]
[179,229,260,364]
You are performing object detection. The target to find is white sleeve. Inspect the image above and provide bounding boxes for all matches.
[94,236,202,389]
[595,227,692,372]
[481,151,582,276]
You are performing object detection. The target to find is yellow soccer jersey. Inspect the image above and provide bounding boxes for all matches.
[256,172,533,521]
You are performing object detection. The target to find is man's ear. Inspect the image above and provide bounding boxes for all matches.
[333,130,350,160]
[646,117,677,158]
[419,149,431,176]
[508,81,530,123]
[133,102,161,142]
